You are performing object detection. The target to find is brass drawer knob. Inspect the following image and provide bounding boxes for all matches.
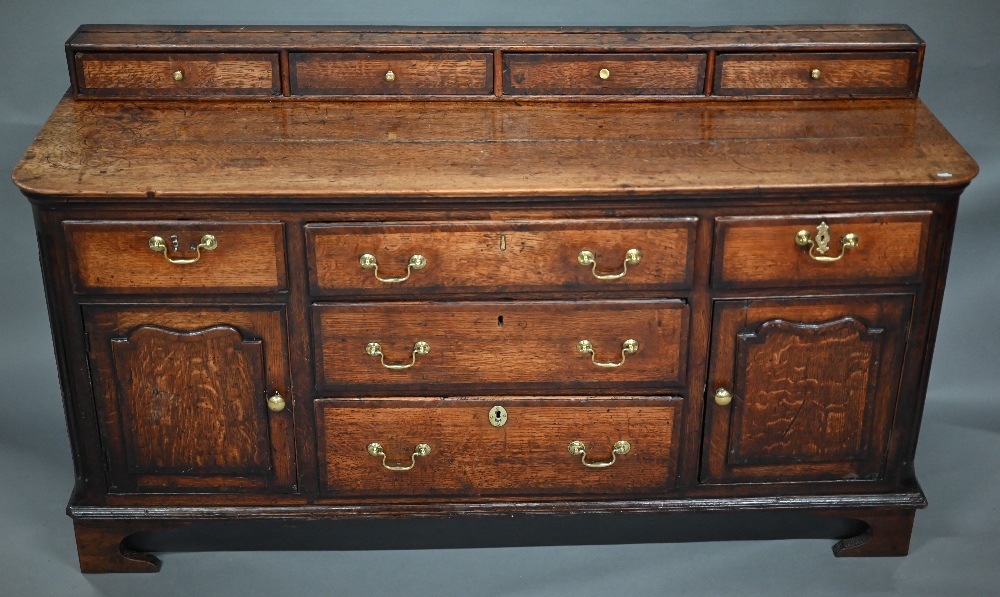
[577,338,638,368]
[810,68,822,80]
[359,253,426,283]
[367,442,430,471]
[567,440,630,468]
[578,248,642,280]
[714,387,733,406]
[599,68,611,80]
[266,392,286,412]
[385,70,396,82]
[148,234,217,265]
[172,70,184,81]
[795,221,859,262]
[366,341,430,370]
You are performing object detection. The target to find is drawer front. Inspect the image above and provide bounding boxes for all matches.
[306,219,696,296]
[712,212,931,289]
[65,221,287,293]
[316,397,681,496]
[503,53,706,96]
[314,300,688,391]
[290,52,493,95]
[714,52,918,97]
[75,52,280,98]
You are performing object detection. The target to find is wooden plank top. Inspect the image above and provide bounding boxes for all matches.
[12,97,977,201]
[68,24,922,52]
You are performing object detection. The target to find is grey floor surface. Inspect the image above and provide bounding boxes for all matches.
[2,1,999,595]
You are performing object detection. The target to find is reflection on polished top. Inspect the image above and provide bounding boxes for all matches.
[12,98,978,199]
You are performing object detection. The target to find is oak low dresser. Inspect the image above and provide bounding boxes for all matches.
[11,25,978,572]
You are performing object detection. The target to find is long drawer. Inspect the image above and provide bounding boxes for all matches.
[306,219,696,296]
[316,396,681,496]
[290,52,494,96]
[313,300,688,391]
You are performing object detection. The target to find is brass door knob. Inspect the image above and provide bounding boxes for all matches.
[385,70,396,82]
[714,387,733,406]
[809,68,821,80]
[267,392,286,412]
[172,70,184,81]
[599,68,611,80]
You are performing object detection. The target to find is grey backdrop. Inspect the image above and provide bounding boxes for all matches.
[2,2,998,595]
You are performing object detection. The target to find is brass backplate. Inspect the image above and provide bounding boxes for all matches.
[489,405,508,427]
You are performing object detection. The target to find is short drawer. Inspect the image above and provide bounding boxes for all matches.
[306,219,695,295]
[503,53,706,96]
[714,52,918,97]
[74,52,280,98]
[290,52,493,95]
[712,212,932,289]
[64,221,287,293]
[316,396,681,497]
[313,300,688,391]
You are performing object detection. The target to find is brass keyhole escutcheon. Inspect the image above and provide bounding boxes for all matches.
[489,405,508,427]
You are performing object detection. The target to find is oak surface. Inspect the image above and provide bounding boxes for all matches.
[64,221,287,293]
[316,397,681,496]
[713,212,930,289]
[291,52,493,96]
[83,305,297,493]
[9,24,980,570]
[715,52,917,97]
[702,295,912,484]
[503,53,705,96]
[76,52,280,98]
[306,219,695,295]
[11,98,977,199]
[313,300,688,391]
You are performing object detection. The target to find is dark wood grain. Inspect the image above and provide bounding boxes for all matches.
[290,52,493,95]
[64,221,287,293]
[702,296,911,484]
[714,52,918,97]
[67,25,924,53]
[503,53,705,96]
[13,98,977,200]
[731,318,881,464]
[111,325,269,474]
[316,397,680,496]
[829,508,916,557]
[83,305,296,493]
[306,219,695,295]
[76,52,280,98]
[9,25,978,570]
[713,212,931,289]
[74,520,173,573]
[313,300,687,391]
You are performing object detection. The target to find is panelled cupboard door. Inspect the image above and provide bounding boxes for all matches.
[82,305,296,493]
[701,295,912,484]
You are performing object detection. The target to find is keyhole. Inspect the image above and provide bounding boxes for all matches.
[498,315,504,327]
[169,235,180,251]
[494,409,501,421]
